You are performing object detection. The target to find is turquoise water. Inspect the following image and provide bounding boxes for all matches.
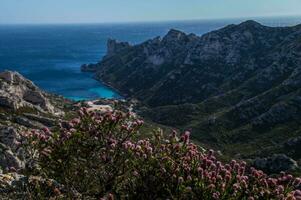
[67,87,118,101]
[0,16,300,100]
[66,96,90,101]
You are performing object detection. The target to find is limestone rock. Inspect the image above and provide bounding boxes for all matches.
[0,127,20,151]
[14,116,44,129]
[107,39,131,57]
[0,127,25,172]
[0,147,24,171]
[0,71,61,115]
[22,113,56,127]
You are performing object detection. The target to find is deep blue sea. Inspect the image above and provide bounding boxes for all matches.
[0,16,301,100]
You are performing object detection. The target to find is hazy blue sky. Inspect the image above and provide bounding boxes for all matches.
[1,0,301,24]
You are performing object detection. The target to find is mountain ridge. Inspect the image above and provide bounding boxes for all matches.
[82,20,301,162]
[83,20,301,104]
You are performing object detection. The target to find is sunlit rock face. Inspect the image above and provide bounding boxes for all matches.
[0,71,62,115]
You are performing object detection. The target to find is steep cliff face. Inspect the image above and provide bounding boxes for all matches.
[82,21,301,160]
[83,21,301,106]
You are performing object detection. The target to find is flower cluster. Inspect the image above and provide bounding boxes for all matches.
[21,108,301,199]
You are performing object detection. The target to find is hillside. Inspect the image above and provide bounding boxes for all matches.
[1,71,301,199]
[0,71,166,174]
[82,20,301,166]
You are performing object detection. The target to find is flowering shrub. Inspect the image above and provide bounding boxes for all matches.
[21,108,301,199]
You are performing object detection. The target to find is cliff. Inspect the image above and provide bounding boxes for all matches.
[82,20,301,162]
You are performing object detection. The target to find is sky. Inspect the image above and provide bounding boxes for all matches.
[0,0,301,24]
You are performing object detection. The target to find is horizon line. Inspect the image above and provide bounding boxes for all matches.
[1,14,301,26]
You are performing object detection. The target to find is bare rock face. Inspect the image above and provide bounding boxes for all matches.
[0,71,61,115]
[107,39,131,57]
[0,148,24,171]
[0,126,25,172]
[0,127,20,152]
[0,71,65,171]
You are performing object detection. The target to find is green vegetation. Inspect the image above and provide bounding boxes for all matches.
[3,108,300,199]
[85,21,301,163]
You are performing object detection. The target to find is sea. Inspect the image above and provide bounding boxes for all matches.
[0,16,301,101]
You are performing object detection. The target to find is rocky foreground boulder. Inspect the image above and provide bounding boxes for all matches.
[0,71,70,173]
[0,71,62,115]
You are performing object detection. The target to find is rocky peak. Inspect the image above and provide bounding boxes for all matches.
[216,20,266,35]
[107,39,131,57]
[163,29,187,40]
[237,20,264,29]
[0,71,36,90]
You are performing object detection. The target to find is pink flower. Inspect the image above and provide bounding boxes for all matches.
[277,185,284,194]
[14,140,21,146]
[212,192,220,199]
[233,183,241,192]
[42,127,50,133]
[225,164,231,171]
[197,167,203,174]
[230,159,237,167]
[135,145,142,151]
[241,179,248,188]
[147,147,153,154]
[137,119,144,126]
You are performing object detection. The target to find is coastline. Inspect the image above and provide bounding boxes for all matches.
[92,73,128,100]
